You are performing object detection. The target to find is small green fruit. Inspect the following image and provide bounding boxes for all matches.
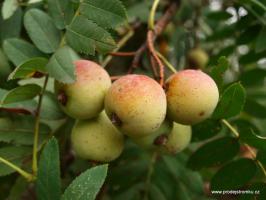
[166,70,219,125]
[104,74,167,137]
[55,60,111,119]
[71,112,124,162]
[132,121,191,154]
[131,119,173,149]
[163,122,192,154]
[188,48,209,69]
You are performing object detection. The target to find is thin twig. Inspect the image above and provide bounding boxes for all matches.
[0,157,35,181]
[156,51,177,73]
[32,75,49,176]
[149,0,161,30]
[109,52,136,56]
[221,119,239,138]
[147,30,164,86]
[221,119,266,178]
[102,27,135,67]
[129,1,180,73]
[149,54,159,80]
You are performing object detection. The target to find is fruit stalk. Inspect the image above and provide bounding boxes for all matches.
[0,157,35,182]
[221,119,266,179]
[32,75,49,176]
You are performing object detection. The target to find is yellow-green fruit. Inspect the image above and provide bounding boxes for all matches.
[131,119,173,149]
[163,122,192,154]
[188,48,209,69]
[166,70,219,125]
[132,121,191,154]
[105,74,167,137]
[71,112,124,162]
[55,60,111,119]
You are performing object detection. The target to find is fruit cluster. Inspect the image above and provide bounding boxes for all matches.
[55,60,219,162]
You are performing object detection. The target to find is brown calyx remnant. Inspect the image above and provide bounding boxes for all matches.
[32,71,45,78]
[111,113,123,127]
[154,134,168,146]
[57,91,68,106]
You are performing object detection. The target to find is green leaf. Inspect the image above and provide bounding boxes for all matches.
[8,57,48,80]
[40,92,65,120]
[80,0,127,29]
[0,8,22,43]
[236,24,261,45]
[192,120,222,142]
[187,137,240,170]
[0,48,11,77]
[212,83,246,119]
[46,45,79,83]
[206,24,236,41]
[8,177,28,200]
[0,115,50,145]
[244,99,266,119]
[1,0,18,20]
[0,84,41,105]
[234,121,266,150]
[239,50,266,65]
[3,38,44,66]
[209,56,229,91]
[163,155,204,194]
[256,27,266,52]
[257,150,266,166]
[0,146,32,176]
[37,137,61,200]
[239,182,266,200]
[206,11,232,21]
[61,164,108,200]
[149,184,167,200]
[240,68,266,86]
[211,158,257,191]
[24,9,61,53]
[66,15,116,55]
[47,0,74,30]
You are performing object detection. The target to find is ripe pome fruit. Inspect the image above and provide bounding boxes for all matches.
[71,112,124,162]
[55,60,111,119]
[166,70,219,125]
[105,74,167,137]
[188,48,209,69]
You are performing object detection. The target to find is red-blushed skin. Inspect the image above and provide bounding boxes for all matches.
[104,74,167,137]
[166,70,219,125]
[55,60,111,119]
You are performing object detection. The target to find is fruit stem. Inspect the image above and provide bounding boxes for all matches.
[221,119,239,138]
[156,51,177,73]
[149,0,161,30]
[102,27,135,67]
[32,75,49,176]
[221,119,266,179]
[0,156,35,182]
[144,151,158,200]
